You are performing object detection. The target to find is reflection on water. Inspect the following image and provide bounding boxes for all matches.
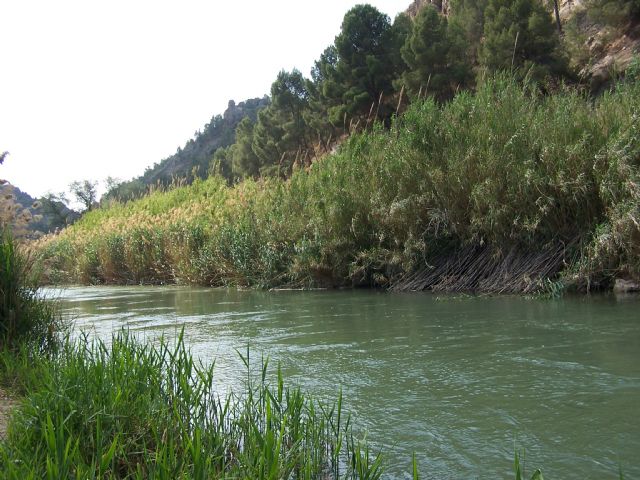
[46,286,640,479]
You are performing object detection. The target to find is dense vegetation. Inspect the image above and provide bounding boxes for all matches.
[101,0,596,196]
[211,0,573,184]
[38,75,640,293]
[31,0,640,292]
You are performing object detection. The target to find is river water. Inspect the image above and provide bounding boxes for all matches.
[49,286,639,479]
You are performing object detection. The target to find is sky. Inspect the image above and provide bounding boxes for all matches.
[0,0,405,199]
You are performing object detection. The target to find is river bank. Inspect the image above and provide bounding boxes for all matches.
[35,76,640,295]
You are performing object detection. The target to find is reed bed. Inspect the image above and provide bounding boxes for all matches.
[36,75,640,293]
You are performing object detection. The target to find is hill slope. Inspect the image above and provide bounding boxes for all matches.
[105,97,269,201]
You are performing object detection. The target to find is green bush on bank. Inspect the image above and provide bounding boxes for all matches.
[37,76,640,292]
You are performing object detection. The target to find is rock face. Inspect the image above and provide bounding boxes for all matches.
[584,24,640,91]
[558,0,639,91]
[406,0,449,17]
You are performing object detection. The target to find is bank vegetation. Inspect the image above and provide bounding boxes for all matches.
[37,76,640,294]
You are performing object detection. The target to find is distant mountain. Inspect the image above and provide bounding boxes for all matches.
[104,97,269,202]
[0,184,79,237]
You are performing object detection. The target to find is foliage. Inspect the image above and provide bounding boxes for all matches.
[587,0,640,27]
[0,332,384,479]
[231,117,262,180]
[69,179,98,212]
[479,0,568,82]
[251,69,314,174]
[0,233,63,352]
[36,76,640,292]
[399,5,472,100]
[327,5,404,122]
[449,0,488,64]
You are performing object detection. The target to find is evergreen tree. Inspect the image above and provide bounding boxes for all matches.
[480,0,566,81]
[251,107,285,170]
[399,6,472,99]
[389,13,413,82]
[208,147,233,182]
[270,69,312,154]
[250,69,316,176]
[328,5,399,123]
[308,45,342,135]
[231,118,261,179]
[449,0,488,64]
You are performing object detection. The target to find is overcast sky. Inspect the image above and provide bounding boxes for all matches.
[0,1,405,199]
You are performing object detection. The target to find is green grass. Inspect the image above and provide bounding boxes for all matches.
[0,332,386,479]
[0,231,63,352]
[37,75,640,292]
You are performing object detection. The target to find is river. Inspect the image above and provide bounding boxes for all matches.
[48,286,640,479]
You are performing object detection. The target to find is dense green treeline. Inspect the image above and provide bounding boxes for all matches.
[217,0,572,183]
[38,76,640,292]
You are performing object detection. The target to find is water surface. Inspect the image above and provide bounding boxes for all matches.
[49,286,640,479]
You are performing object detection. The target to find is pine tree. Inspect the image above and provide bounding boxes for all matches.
[328,5,399,123]
[449,0,488,64]
[231,118,261,180]
[246,69,314,176]
[399,6,472,99]
[480,0,566,81]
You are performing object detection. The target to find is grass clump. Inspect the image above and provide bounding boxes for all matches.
[0,232,62,352]
[0,332,383,479]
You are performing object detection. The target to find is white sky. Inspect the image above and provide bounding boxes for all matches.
[0,0,405,199]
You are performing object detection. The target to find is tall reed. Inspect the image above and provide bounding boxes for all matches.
[35,75,640,292]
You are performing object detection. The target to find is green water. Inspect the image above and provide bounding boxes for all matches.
[50,286,640,479]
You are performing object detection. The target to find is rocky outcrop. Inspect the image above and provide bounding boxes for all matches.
[559,0,639,91]
[582,21,640,91]
[406,0,639,92]
[406,0,450,17]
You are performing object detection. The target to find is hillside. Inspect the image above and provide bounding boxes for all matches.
[148,1,639,191]
[104,0,639,200]
[37,76,640,292]
[0,184,78,237]
[104,97,269,202]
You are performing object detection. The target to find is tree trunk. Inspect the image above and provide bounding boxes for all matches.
[553,0,562,35]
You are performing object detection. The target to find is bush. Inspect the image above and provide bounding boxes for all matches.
[0,232,62,352]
